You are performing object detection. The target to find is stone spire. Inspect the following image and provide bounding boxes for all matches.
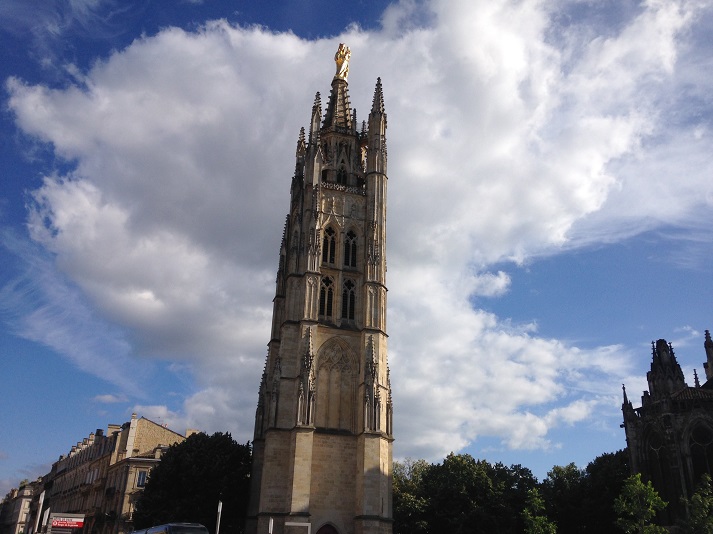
[704,330,713,381]
[308,92,322,144]
[322,44,353,131]
[371,77,385,115]
[366,77,387,176]
[647,339,687,399]
[621,383,636,420]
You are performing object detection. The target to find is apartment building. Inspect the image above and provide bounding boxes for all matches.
[14,414,189,534]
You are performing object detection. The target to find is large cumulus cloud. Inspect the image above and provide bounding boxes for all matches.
[5,0,713,461]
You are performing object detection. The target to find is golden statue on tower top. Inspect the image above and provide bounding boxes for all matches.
[334,43,351,80]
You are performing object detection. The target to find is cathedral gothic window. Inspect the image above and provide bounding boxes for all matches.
[319,277,334,318]
[337,166,347,185]
[322,227,336,264]
[342,279,356,320]
[690,424,713,482]
[344,230,357,267]
[646,431,673,503]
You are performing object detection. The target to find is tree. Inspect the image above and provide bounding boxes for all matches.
[541,463,585,533]
[614,473,667,534]
[393,459,429,534]
[486,462,538,533]
[523,488,557,534]
[580,449,630,532]
[681,473,713,533]
[421,453,496,534]
[393,456,538,534]
[133,432,251,533]
[421,454,536,533]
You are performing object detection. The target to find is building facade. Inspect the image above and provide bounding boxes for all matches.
[622,330,713,524]
[22,414,187,534]
[0,483,37,534]
[247,44,393,534]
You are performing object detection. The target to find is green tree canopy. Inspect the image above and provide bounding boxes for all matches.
[392,450,629,534]
[395,454,538,534]
[541,462,585,533]
[421,453,496,534]
[393,458,429,534]
[133,432,251,533]
[523,488,557,534]
[614,473,667,534]
[580,449,630,531]
[681,473,713,533]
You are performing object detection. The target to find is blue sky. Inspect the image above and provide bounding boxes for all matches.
[1,0,712,496]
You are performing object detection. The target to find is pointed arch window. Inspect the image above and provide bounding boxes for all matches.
[646,430,674,508]
[344,230,357,268]
[322,227,336,264]
[337,166,347,185]
[690,424,713,482]
[342,279,356,321]
[319,277,334,318]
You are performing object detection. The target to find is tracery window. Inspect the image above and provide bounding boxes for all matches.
[337,167,347,185]
[344,230,357,268]
[646,430,674,507]
[690,424,713,481]
[342,279,356,320]
[319,277,334,318]
[322,227,336,264]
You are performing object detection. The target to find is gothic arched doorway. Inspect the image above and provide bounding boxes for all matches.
[315,525,339,534]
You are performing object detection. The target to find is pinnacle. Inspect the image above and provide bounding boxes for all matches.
[323,76,353,130]
[371,77,385,115]
[296,127,306,156]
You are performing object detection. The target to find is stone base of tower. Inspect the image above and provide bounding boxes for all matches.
[247,511,392,534]
[246,430,392,534]
[249,514,311,534]
[353,518,393,534]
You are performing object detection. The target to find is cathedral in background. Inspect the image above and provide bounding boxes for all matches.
[622,330,713,524]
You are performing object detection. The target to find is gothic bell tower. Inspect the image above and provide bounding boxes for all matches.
[247,44,393,534]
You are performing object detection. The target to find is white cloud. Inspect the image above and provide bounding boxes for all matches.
[5,0,713,462]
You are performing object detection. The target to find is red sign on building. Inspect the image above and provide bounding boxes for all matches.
[51,516,85,529]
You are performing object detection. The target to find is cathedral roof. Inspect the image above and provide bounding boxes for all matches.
[670,386,713,401]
